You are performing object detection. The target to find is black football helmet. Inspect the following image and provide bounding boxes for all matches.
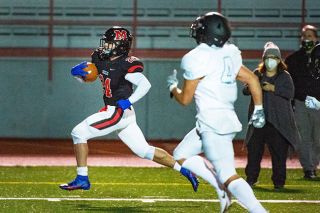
[99,26,133,59]
[190,12,231,47]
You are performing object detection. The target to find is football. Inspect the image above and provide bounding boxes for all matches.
[83,62,98,82]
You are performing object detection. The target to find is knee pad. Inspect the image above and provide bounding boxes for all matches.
[71,127,87,144]
[130,144,155,160]
[173,148,189,161]
[173,148,181,161]
[144,146,155,160]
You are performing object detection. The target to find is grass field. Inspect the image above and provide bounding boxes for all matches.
[0,167,320,212]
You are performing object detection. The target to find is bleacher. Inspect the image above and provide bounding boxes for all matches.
[0,0,319,50]
[0,0,319,139]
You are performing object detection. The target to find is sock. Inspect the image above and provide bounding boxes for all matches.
[227,178,267,213]
[173,162,181,172]
[182,156,224,197]
[77,166,88,176]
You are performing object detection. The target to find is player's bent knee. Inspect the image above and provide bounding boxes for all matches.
[213,159,237,184]
[173,149,180,161]
[71,128,87,144]
[224,174,241,188]
[143,146,155,160]
[132,145,155,160]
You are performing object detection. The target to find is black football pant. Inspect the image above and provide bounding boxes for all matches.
[245,122,289,186]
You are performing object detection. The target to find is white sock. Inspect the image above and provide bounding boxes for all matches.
[173,162,181,172]
[182,156,224,197]
[227,178,267,213]
[77,167,88,176]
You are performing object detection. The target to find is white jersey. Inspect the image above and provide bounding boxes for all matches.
[181,43,242,134]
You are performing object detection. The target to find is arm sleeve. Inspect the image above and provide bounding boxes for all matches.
[182,54,208,80]
[125,72,151,104]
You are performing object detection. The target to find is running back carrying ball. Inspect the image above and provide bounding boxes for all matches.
[83,62,98,82]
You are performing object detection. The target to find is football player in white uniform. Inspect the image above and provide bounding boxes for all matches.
[167,12,267,213]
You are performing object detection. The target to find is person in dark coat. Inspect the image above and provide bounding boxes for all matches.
[243,42,300,190]
[285,25,320,179]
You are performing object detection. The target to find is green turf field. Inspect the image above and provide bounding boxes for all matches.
[0,167,320,212]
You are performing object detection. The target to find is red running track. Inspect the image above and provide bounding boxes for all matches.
[0,139,302,168]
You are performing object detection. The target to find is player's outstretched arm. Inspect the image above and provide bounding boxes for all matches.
[237,65,265,128]
[236,65,262,106]
[167,69,200,106]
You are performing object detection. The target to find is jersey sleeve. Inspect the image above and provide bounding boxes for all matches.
[229,45,242,76]
[181,51,209,80]
[91,50,100,64]
[124,56,144,73]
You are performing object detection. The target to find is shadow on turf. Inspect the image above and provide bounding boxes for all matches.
[73,204,148,212]
[252,186,302,193]
[72,203,199,212]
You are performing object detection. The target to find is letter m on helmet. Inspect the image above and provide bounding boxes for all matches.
[114,30,127,40]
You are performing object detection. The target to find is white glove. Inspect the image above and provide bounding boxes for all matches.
[167,69,178,92]
[305,96,320,110]
[249,105,266,128]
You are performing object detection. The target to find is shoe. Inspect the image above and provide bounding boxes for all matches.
[59,175,91,190]
[180,167,199,192]
[274,185,284,191]
[246,179,257,187]
[219,190,232,213]
[304,170,317,179]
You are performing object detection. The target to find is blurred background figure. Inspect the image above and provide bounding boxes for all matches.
[243,42,299,190]
[285,25,320,179]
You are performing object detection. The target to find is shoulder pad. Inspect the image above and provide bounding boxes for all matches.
[91,50,100,63]
[124,56,144,73]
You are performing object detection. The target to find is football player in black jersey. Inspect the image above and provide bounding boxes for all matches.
[59,26,199,192]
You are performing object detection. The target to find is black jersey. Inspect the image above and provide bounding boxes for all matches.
[91,51,144,106]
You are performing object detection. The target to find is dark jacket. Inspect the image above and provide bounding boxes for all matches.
[243,69,300,151]
[285,48,320,101]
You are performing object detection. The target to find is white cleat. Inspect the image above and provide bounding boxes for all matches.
[219,191,232,213]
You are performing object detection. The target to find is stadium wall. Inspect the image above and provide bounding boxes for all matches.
[0,0,319,140]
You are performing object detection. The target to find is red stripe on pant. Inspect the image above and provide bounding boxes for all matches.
[90,108,123,130]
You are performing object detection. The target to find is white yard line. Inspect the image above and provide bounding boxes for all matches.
[1,181,320,188]
[0,197,320,204]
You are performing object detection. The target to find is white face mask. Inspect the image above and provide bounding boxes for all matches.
[265,58,278,70]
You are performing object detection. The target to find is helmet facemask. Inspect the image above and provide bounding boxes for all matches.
[98,27,133,60]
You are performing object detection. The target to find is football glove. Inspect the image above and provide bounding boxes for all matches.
[305,96,320,110]
[167,69,178,92]
[249,105,266,128]
[71,61,89,77]
[116,99,132,110]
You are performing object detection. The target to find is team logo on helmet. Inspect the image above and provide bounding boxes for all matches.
[98,26,133,60]
[114,30,128,40]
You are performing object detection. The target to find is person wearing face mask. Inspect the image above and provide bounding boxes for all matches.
[243,42,300,190]
[285,25,320,179]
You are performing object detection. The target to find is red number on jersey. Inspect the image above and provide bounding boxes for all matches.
[99,74,112,98]
[104,78,112,98]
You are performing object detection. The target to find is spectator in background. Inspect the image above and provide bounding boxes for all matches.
[243,42,299,190]
[285,25,320,179]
